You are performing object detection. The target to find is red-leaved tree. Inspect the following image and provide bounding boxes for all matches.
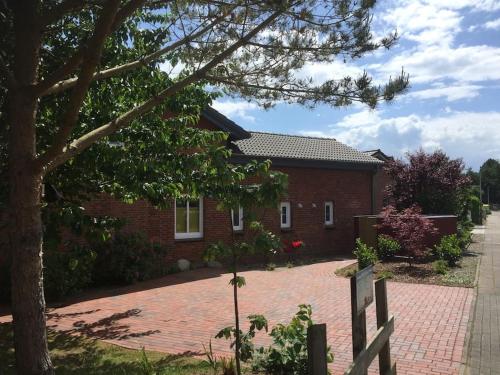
[378,205,437,259]
[385,149,471,215]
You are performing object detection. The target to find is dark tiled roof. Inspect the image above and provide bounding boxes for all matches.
[363,149,393,162]
[234,132,383,165]
[202,107,251,140]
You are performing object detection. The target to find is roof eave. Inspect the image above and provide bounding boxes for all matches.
[230,154,382,171]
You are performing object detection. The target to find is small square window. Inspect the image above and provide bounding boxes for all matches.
[231,206,244,231]
[280,202,291,228]
[325,201,334,225]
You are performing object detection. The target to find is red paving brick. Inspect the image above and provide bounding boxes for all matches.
[0,260,473,374]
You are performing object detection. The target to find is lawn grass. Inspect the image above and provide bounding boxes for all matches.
[0,323,218,375]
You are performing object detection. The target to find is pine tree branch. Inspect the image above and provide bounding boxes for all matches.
[41,8,284,172]
[207,76,357,102]
[40,6,234,96]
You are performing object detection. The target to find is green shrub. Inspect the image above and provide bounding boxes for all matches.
[93,233,168,285]
[1,243,96,302]
[44,243,97,301]
[433,234,462,266]
[433,259,449,275]
[470,196,483,224]
[353,238,378,270]
[251,305,333,374]
[377,235,401,259]
[457,221,473,250]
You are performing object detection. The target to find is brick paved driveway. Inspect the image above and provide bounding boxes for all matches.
[1,260,473,374]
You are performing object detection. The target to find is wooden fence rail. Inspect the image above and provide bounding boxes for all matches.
[307,266,396,375]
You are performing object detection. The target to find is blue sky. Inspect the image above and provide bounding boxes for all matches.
[211,0,500,170]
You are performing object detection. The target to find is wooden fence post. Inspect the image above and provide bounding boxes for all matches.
[375,278,396,375]
[345,266,396,375]
[307,323,328,375]
[351,275,368,375]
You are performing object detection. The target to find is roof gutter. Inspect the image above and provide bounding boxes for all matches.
[230,154,382,171]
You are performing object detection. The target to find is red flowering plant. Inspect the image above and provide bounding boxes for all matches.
[282,239,305,262]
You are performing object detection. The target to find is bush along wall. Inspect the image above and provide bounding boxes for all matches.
[0,231,169,303]
[92,233,169,286]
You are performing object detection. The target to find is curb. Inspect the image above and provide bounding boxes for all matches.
[459,232,485,375]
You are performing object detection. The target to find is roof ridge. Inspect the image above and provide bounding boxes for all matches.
[249,130,337,141]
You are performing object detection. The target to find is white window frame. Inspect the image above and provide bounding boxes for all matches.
[231,206,244,231]
[324,201,334,225]
[174,197,203,239]
[280,202,291,229]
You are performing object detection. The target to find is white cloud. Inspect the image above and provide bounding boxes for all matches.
[370,0,500,88]
[406,84,482,101]
[381,1,463,47]
[466,17,500,31]
[212,100,259,122]
[300,109,500,168]
[372,44,500,84]
[485,18,500,29]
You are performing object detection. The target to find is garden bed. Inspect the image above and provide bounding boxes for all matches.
[335,236,481,288]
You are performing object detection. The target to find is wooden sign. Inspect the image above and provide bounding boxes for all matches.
[353,265,374,315]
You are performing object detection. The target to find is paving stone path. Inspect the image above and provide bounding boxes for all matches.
[466,211,500,375]
[1,259,473,374]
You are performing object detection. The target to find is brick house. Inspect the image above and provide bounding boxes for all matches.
[85,108,389,264]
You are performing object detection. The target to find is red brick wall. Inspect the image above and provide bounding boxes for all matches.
[84,166,375,264]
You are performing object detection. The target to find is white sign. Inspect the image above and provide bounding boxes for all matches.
[354,265,374,314]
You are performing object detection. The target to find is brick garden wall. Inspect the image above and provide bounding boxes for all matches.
[354,215,458,251]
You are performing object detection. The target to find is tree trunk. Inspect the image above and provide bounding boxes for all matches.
[8,167,53,375]
[232,268,242,375]
[7,91,53,374]
[7,2,54,373]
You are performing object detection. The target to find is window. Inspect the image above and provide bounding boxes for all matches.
[231,206,244,231]
[325,201,334,225]
[175,197,203,239]
[280,202,291,229]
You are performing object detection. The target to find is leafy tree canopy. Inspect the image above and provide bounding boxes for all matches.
[479,158,500,204]
[0,0,410,242]
[385,149,471,215]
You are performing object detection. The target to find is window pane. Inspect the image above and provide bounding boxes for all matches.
[281,206,287,224]
[325,204,331,222]
[189,203,200,233]
[176,200,187,233]
[232,208,240,227]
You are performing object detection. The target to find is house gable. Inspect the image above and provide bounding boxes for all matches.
[200,107,251,141]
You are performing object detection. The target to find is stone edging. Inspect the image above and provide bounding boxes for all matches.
[459,232,485,375]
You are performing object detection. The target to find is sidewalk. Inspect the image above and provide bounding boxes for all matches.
[465,211,500,374]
